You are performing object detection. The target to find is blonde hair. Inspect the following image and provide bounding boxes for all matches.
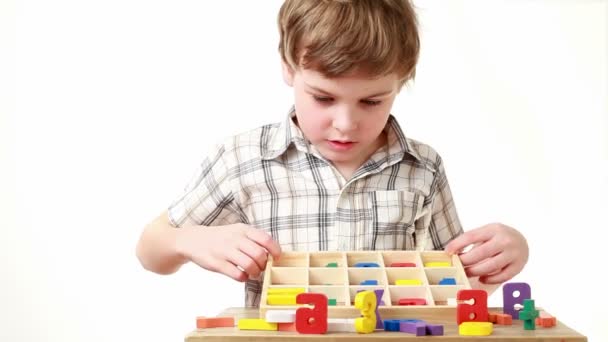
[278,0,420,87]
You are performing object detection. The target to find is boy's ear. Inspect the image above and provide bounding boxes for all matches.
[281,60,295,87]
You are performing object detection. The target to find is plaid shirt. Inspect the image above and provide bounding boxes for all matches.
[168,107,463,307]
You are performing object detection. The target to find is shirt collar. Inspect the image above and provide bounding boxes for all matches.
[261,107,311,160]
[384,114,422,163]
[261,106,422,164]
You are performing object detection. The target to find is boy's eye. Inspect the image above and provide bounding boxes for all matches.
[313,95,333,103]
[361,99,381,106]
[312,95,381,106]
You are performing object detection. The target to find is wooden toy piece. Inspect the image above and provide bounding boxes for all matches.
[535,317,554,327]
[267,287,305,305]
[295,293,328,334]
[424,261,451,267]
[536,311,557,328]
[259,251,473,319]
[399,320,426,336]
[438,277,456,285]
[398,298,427,306]
[383,319,401,331]
[327,318,357,332]
[384,319,425,332]
[456,289,489,324]
[237,318,277,331]
[395,279,423,285]
[373,289,384,330]
[400,319,425,323]
[426,323,444,336]
[265,309,296,323]
[488,312,498,323]
[488,311,512,325]
[327,319,343,332]
[354,290,377,334]
[268,287,305,295]
[267,294,297,305]
[360,279,378,285]
[459,321,493,336]
[196,316,235,329]
[278,322,297,331]
[503,282,531,319]
[518,299,539,330]
[354,262,380,267]
[496,313,513,325]
[496,314,512,325]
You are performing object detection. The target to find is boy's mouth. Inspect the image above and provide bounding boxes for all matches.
[327,140,356,151]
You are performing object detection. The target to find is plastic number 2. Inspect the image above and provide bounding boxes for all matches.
[354,290,377,333]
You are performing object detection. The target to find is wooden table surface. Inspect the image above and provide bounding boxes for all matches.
[185,307,587,341]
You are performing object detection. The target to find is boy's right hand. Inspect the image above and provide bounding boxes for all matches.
[175,223,281,282]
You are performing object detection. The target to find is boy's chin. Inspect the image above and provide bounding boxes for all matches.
[321,151,358,164]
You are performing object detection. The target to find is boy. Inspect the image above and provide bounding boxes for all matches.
[136,0,528,308]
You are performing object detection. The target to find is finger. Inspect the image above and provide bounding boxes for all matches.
[458,241,501,267]
[239,238,269,271]
[445,228,494,255]
[245,228,282,260]
[464,253,510,278]
[215,260,249,282]
[228,249,263,278]
[479,262,520,284]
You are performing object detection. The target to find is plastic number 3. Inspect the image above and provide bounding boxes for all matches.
[354,290,377,333]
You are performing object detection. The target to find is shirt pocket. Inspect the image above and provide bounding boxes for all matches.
[366,190,425,250]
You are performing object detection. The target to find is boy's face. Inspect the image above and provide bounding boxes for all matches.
[282,62,400,175]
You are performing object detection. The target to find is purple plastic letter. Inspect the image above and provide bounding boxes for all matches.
[399,321,426,336]
[374,289,384,329]
[425,324,444,336]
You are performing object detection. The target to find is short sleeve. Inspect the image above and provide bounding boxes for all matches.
[425,154,464,249]
[167,143,243,228]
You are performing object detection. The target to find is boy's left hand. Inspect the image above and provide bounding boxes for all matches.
[445,223,529,284]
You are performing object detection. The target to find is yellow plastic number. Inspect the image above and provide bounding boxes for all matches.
[354,290,376,333]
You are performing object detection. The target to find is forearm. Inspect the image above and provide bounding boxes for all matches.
[136,211,190,275]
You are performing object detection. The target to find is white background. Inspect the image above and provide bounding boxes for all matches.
[1,0,607,341]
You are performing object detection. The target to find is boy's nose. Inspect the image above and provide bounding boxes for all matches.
[332,107,358,133]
